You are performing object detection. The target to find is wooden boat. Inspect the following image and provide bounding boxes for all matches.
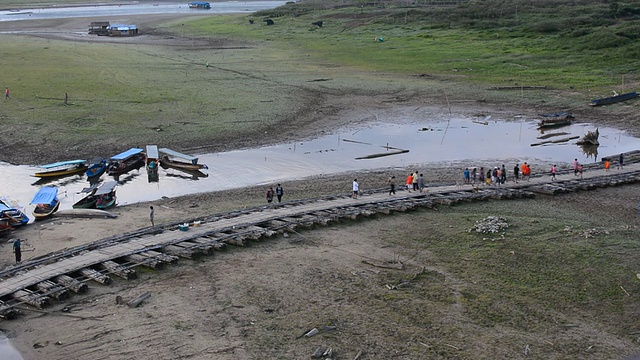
[86,158,108,179]
[107,148,145,176]
[0,218,12,237]
[30,186,60,219]
[72,183,99,209]
[189,1,211,9]
[95,181,117,209]
[159,148,208,171]
[0,197,29,226]
[537,112,573,128]
[146,145,159,172]
[590,91,639,106]
[34,159,87,178]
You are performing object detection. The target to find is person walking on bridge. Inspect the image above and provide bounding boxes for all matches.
[352,179,359,199]
[388,176,396,196]
[275,184,284,203]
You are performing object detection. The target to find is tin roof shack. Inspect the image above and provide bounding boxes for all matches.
[89,21,110,36]
[108,24,139,37]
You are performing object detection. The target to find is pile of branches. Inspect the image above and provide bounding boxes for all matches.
[468,216,509,234]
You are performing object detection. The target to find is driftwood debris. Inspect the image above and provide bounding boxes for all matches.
[576,128,599,146]
[127,291,151,308]
[362,259,403,270]
[355,149,409,160]
[537,132,570,140]
[530,136,579,147]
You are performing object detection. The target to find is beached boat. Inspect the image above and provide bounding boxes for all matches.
[590,91,639,107]
[0,197,29,226]
[537,112,573,128]
[30,186,60,219]
[86,158,108,180]
[107,148,145,176]
[34,159,88,178]
[95,181,117,209]
[159,148,208,171]
[0,218,12,237]
[72,183,99,209]
[189,1,211,9]
[146,145,159,171]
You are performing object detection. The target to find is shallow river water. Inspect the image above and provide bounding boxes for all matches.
[2,117,639,213]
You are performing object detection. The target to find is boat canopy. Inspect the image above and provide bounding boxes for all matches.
[146,145,159,160]
[0,202,12,212]
[159,148,199,165]
[189,1,211,8]
[95,181,118,196]
[30,187,59,205]
[110,148,143,161]
[39,159,87,169]
[79,183,100,194]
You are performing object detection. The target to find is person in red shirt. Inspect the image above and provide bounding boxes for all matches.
[406,173,413,192]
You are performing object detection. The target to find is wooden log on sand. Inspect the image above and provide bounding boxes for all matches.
[355,149,409,160]
[162,245,197,259]
[0,300,19,320]
[127,291,151,308]
[531,136,579,147]
[144,250,179,264]
[124,253,164,269]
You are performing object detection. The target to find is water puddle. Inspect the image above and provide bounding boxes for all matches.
[0,332,23,360]
[1,117,639,213]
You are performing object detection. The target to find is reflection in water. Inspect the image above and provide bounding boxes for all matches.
[0,332,22,360]
[580,145,599,161]
[162,167,209,180]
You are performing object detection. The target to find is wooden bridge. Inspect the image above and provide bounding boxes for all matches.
[1,154,640,319]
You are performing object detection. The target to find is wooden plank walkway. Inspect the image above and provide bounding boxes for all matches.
[0,159,639,316]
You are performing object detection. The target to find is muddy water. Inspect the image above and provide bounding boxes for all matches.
[1,118,639,214]
[0,332,23,360]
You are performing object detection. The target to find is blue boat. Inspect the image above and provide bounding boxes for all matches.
[590,91,639,106]
[86,158,108,179]
[0,197,29,226]
[108,148,145,176]
[30,187,60,220]
[189,1,211,9]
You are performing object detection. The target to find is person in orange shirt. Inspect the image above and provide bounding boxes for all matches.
[604,159,610,171]
[406,173,413,192]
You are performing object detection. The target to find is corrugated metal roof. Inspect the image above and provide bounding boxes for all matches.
[95,181,117,196]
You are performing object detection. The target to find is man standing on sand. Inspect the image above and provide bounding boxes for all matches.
[5,87,9,99]
[149,206,155,227]
[513,164,520,183]
[352,178,359,199]
[266,187,275,203]
[13,238,21,263]
[275,184,284,203]
[619,153,624,169]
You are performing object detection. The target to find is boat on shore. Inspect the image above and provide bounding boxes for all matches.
[95,181,118,209]
[34,159,87,178]
[537,112,574,129]
[30,187,60,219]
[189,1,211,9]
[107,148,145,176]
[590,91,639,106]
[86,158,108,180]
[72,183,100,209]
[0,218,12,237]
[159,148,208,171]
[0,197,29,226]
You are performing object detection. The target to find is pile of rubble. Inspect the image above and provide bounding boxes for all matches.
[468,216,509,234]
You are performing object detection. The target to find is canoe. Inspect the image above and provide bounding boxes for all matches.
[107,148,145,176]
[30,186,60,219]
[72,183,99,209]
[590,91,639,106]
[86,158,108,179]
[0,198,29,226]
[95,181,117,209]
[34,159,88,178]
[189,1,211,9]
[160,155,209,171]
[537,113,573,128]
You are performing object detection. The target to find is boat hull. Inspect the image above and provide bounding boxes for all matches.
[33,200,60,219]
[73,195,98,209]
[108,154,145,176]
[590,91,639,106]
[160,156,208,171]
[96,192,116,209]
[35,165,88,178]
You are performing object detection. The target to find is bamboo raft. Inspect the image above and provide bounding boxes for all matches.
[2,151,640,319]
